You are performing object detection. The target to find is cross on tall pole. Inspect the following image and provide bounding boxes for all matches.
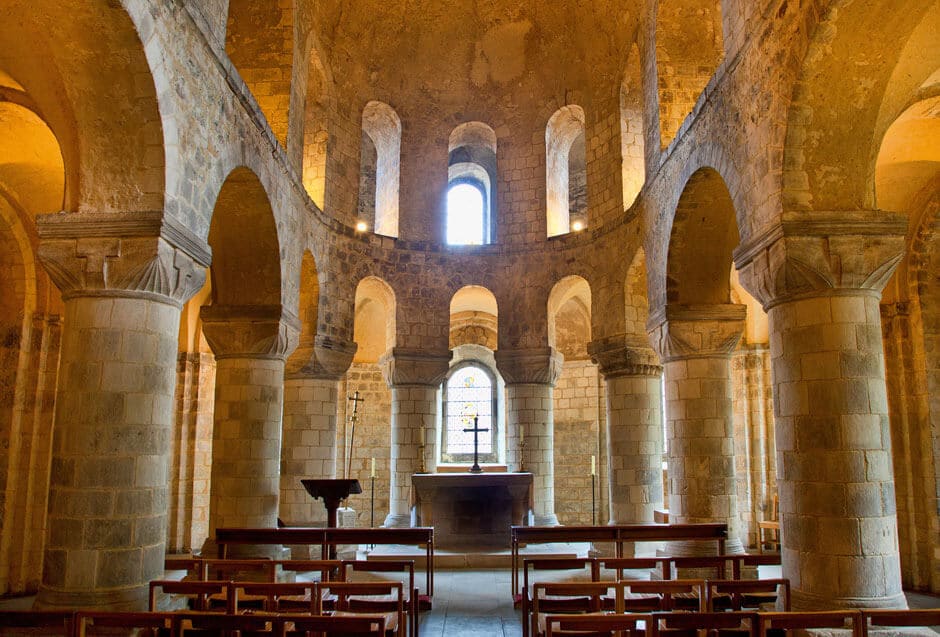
[463,415,489,474]
[345,390,364,479]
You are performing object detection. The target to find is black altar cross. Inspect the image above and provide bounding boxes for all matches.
[463,415,489,474]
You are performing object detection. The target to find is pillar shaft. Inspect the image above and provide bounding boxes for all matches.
[200,305,299,554]
[605,374,664,524]
[735,210,908,609]
[496,348,562,526]
[386,385,438,526]
[770,294,905,608]
[380,348,450,528]
[650,306,746,555]
[209,357,285,531]
[34,213,208,610]
[588,337,664,527]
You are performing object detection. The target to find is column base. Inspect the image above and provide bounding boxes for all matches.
[383,513,412,528]
[199,537,291,560]
[661,537,745,557]
[791,589,908,611]
[34,584,149,612]
[533,513,559,526]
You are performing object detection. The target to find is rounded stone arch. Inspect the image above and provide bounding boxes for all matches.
[448,121,498,245]
[875,94,940,217]
[0,1,165,214]
[285,250,320,375]
[665,167,741,306]
[546,105,587,237]
[206,167,283,307]
[783,0,939,211]
[225,0,295,148]
[353,276,397,364]
[548,275,593,360]
[359,101,402,238]
[449,285,499,351]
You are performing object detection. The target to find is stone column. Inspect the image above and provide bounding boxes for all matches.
[496,348,563,526]
[736,210,908,609]
[281,337,356,525]
[200,305,299,555]
[649,305,747,555]
[33,212,208,610]
[379,348,451,528]
[588,335,664,528]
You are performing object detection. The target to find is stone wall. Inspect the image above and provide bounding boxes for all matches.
[340,363,393,527]
[553,359,605,525]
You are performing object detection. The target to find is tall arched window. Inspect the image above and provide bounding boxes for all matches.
[546,105,587,237]
[447,122,497,245]
[441,362,498,463]
[359,101,401,237]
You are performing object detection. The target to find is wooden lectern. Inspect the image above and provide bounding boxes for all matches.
[301,479,362,528]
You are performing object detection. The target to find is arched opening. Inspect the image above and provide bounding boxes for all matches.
[302,44,332,210]
[448,122,497,245]
[655,0,724,149]
[876,84,940,591]
[359,101,401,237]
[346,276,398,525]
[206,168,282,307]
[666,168,740,305]
[546,106,587,237]
[621,43,646,210]
[443,285,502,466]
[169,276,213,555]
[226,0,295,148]
[0,88,65,595]
[548,275,600,525]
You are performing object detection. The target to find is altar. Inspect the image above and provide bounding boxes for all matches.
[411,472,533,549]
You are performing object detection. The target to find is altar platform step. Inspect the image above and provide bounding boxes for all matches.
[360,541,592,569]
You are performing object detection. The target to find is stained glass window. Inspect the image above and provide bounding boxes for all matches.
[442,364,495,460]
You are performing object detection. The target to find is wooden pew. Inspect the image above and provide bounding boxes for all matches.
[0,610,73,636]
[215,527,434,601]
[511,523,728,599]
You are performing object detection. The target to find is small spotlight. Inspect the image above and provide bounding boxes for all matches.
[355,221,368,233]
[571,220,585,232]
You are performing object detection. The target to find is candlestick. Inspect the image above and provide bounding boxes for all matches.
[591,454,596,476]
[371,457,376,478]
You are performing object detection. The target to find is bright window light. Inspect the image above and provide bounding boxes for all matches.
[447,183,484,245]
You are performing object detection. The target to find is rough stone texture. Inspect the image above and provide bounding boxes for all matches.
[168,352,215,553]
[0,0,937,614]
[553,359,605,526]
[651,309,746,555]
[731,344,776,549]
[36,295,182,610]
[769,294,906,609]
[280,377,340,525]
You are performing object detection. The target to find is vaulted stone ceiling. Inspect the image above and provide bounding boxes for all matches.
[308,0,641,113]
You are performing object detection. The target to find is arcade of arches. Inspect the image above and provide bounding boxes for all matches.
[0,0,937,615]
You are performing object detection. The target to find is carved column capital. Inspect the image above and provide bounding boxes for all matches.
[587,334,662,378]
[200,305,300,361]
[36,211,211,307]
[379,348,452,387]
[494,347,564,386]
[734,210,907,310]
[286,336,358,380]
[647,305,746,363]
